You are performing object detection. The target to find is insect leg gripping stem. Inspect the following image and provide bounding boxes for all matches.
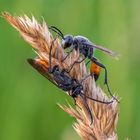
[86,60,90,66]
[66,57,86,73]
[90,57,120,103]
[61,48,74,62]
[49,38,57,71]
[77,94,93,125]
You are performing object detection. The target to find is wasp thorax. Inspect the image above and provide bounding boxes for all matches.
[62,35,74,49]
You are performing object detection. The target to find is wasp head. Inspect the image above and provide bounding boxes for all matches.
[62,35,74,49]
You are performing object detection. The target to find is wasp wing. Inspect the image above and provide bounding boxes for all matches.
[27,58,60,88]
[83,42,119,58]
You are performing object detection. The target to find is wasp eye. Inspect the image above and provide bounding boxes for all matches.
[62,35,73,49]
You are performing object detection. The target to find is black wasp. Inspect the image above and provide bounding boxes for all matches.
[27,40,114,123]
[49,26,119,103]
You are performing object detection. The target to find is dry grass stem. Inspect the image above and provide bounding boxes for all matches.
[3,12,119,140]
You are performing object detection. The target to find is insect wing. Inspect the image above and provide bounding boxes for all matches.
[83,42,119,58]
[27,58,59,88]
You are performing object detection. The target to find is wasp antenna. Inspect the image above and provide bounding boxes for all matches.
[49,26,64,39]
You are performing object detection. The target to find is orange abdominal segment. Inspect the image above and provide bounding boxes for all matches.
[90,62,101,81]
[36,59,49,71]
[28,58,49,74]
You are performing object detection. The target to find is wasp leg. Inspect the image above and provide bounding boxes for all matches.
[66,57,86,73]
[90,57,119,103]
[83,94,114,104]
[49,38,57,71]
[86,60,90,66]
[73,98,77,105]
[61,48,74,62]
[80,74,91,83]
[86,47,93,66]
[80,94,93,125]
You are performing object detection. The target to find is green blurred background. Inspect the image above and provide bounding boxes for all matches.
[0,0,140,139]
